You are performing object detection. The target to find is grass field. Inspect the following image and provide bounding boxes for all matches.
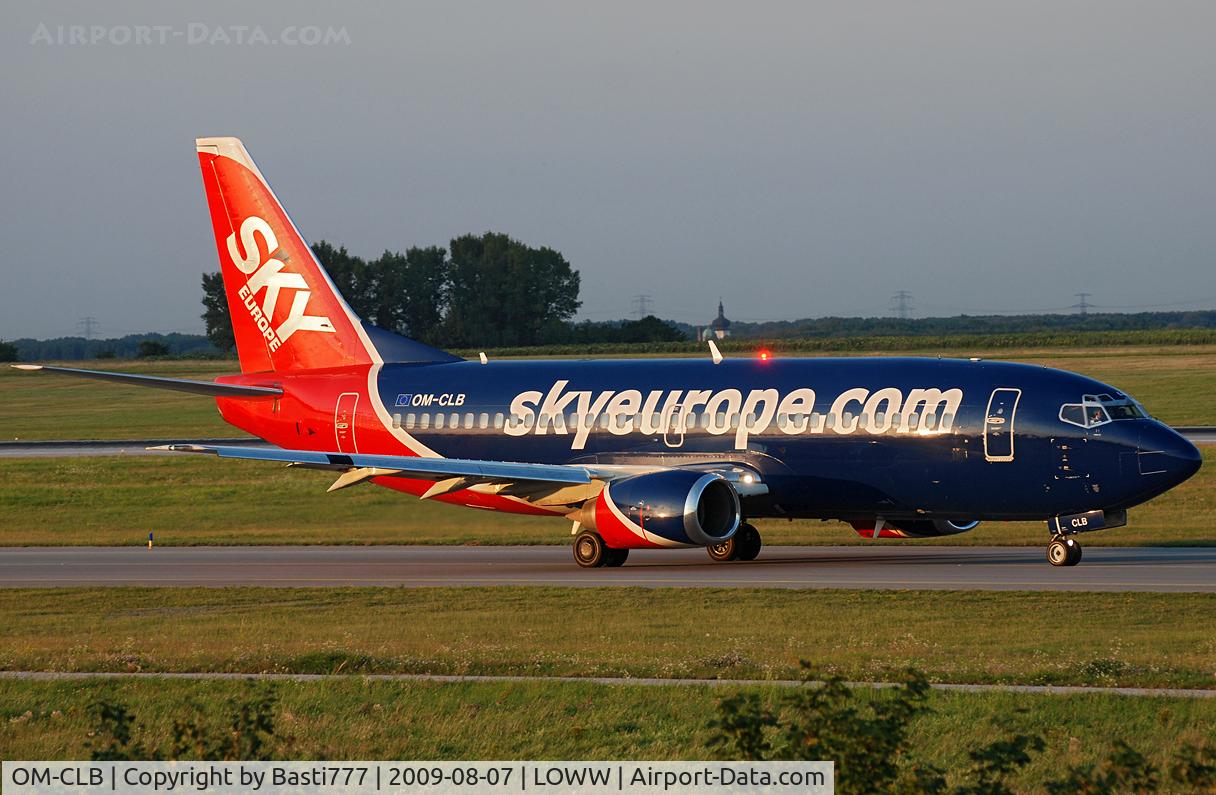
[2,588,1213,689]
[2,345,1214,442]
[1,677,1215,791]
[0,448,1210,546]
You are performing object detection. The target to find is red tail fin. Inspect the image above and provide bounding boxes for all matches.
[196,137,373,373]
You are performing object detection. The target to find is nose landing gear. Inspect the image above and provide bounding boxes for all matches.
[1047,535,1082,567]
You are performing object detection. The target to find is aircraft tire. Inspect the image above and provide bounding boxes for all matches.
[734,524,762,561]
[604,547,629,567]
[1047,536,1081,567]
[574,531,608,568]
[707,538,737,562]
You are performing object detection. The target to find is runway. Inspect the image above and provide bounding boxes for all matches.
[3,545,1214,592]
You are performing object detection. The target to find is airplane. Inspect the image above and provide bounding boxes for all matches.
[15,137,1202,568]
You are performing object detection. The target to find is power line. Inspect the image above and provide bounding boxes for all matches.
[890,291,914,319]
[1071,293,1093,316]
[76,317,100,339]
[630,294,653,320]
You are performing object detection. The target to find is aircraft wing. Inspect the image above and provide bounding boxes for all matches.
[154,444,768,505]
[153,443,597,501]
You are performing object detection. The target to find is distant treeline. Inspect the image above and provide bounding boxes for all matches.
[674,310,1216,340]
[456,328,1216,358]
[5,333,220,362]
[6,312,1216,363]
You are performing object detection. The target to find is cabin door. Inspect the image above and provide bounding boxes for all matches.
[335,392,360,453]
[663,406,686,448]
[983,388,1021,462]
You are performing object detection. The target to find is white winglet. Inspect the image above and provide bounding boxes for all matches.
[708,340,723,365]
[479,352,488,365]
[10,365,42,370]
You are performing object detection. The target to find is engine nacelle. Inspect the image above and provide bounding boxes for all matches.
[852,519,981,539]
[574,470,741,549]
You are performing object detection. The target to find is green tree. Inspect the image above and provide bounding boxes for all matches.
[442,232,580,347]
[0,339,17,362]
[136,339,170,358]
[200,272,234,352]
[368,246,449,343]
[312,240,374,318]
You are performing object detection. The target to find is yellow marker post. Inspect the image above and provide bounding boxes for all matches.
[147,531,153,550]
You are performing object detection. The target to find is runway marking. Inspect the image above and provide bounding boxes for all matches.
[0,670,1211,699]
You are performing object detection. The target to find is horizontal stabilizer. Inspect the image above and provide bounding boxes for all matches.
[11,365,281,398]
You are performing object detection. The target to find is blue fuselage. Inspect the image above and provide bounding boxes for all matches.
[368,356,1201,523]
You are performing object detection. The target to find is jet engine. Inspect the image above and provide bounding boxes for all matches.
[851,519,981,539]
[572,470,741,548]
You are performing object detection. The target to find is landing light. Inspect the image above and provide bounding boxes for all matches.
[758,349,771,362]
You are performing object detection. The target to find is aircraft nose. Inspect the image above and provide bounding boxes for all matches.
[1137,423,1202,486]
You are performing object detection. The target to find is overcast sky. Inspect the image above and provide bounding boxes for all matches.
[2,1,1214,339]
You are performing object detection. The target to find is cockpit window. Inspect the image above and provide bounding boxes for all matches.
[1059,405,1086,426]
[1060,393,1146,428]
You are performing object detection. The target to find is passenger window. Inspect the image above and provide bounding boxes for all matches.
[405,413,416,430]
[450,413,459,428]
[907,413,919,430]
[464,413,474,429]
[420,414,431,429]
[478,413,489,429]
[392,413,401,429]
[435,414,445,429]
[924,413,937,430]
[494,413,504,429]
[524,414,536,430]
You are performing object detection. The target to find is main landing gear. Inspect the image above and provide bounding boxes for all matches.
[572,530,629,568]
[707,523,762,563]
[1047,535,1082,567]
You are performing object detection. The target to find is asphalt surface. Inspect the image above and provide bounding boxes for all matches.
[1181,426,1216,444]
[2,545,1214,592]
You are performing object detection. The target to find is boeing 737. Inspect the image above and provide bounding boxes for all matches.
[16,137,1202,567]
